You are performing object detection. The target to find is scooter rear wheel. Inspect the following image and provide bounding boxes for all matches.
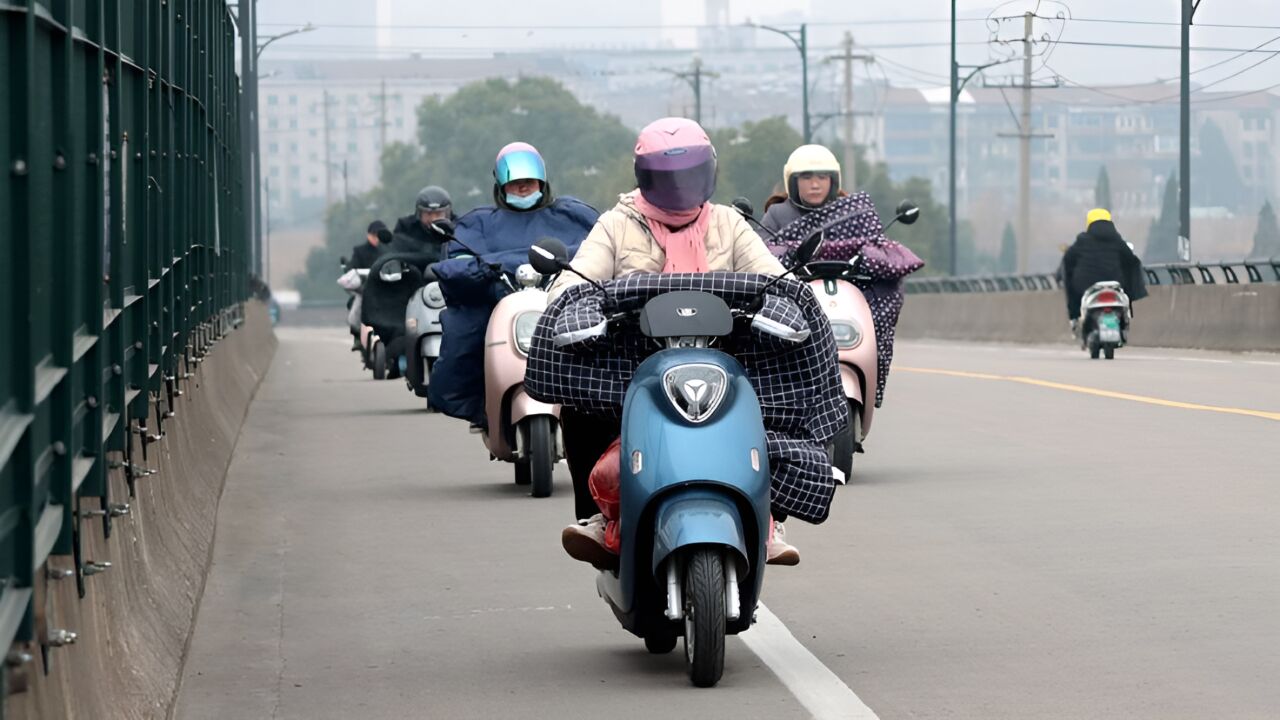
[683,549,726,688]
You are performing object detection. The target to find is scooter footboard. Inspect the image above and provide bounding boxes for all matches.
[651,491,749,578]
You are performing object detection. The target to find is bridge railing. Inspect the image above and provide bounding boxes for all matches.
[905,257,1280,294]
[0,0,247,673]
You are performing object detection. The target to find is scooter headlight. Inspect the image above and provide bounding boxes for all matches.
[513,311,541,356]
[829,319,862,349]
[662,363,729,424]
[422,282,445,309]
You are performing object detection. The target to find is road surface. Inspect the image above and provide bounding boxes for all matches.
[174,331,1280,719]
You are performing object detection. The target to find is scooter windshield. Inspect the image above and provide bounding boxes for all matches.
[638,291,733,339]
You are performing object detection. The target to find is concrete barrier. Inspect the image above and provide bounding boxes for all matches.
[6,303,276,720]
[898,284,1280,353]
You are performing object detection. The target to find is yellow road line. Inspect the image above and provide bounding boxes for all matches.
[898,366,1280,422]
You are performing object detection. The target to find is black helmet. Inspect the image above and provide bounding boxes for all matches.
[415,185,452,214]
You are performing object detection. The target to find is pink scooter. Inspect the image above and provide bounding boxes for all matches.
[735,199,918,482]
[431,220,562,498]
[479,263,562,497]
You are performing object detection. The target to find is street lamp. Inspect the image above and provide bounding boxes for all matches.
[746,21,810,142]
[249,20,313,281]
[256,22,315,60]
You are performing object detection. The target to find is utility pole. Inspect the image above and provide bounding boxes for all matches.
[379,78,388,152]
[663,57,719,126]
[825,32,872,191]
[1018,12,1033,274]
[264,176,271,285]
[993,13,1055,273]
[949,0,958,275]
[1180,0,1199,261]
[800,24,810,143]
[322,90,332,206]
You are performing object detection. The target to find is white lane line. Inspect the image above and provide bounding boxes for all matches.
[741,603,879,720]
[1245,360,1280,367]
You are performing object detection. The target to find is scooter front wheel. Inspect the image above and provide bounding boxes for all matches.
[683,549,726,688]
[371,341,388,380]
[830,400,860,484]
[524,416,555,498]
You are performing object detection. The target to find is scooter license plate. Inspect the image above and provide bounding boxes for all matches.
[1098,314,1121,343]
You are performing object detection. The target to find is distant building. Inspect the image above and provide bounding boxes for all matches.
[258,56,570,222]
[870,84,1280,217]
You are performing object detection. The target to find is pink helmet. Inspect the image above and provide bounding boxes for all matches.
[634,117,717,211]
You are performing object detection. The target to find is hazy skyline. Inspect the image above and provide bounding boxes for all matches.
[254,1,1280,94]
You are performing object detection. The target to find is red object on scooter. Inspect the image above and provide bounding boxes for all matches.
[589,438,623,555]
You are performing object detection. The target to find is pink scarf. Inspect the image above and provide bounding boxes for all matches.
[628,190,712,273]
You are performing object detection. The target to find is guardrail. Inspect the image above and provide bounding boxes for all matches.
[905,257,1280,293]
[1,0,246,688]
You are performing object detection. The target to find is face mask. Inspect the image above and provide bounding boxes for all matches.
[505,190,542,210]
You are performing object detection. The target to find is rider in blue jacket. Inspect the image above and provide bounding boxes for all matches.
[427,142,598,426]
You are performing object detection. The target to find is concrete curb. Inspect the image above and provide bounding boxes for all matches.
[898,285,1280,353]
[7,303,277,720]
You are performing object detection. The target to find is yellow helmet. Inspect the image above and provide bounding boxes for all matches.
[1086,208,1112,228]
[784,144,842,207]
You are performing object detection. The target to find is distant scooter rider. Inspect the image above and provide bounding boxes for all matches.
[391,185,455,261]
[347,220,390,271]
[1063,208,1147,327]
[426,142,598,429]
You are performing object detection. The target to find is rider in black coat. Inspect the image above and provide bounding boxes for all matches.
[1062,210,1147,321]
[391,185,455,261]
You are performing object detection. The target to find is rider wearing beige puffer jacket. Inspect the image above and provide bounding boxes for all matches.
[548,193,784,303]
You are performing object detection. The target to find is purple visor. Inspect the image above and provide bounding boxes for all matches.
[634,145,717,211]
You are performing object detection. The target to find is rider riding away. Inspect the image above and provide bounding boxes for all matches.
[1063,208,1147,326]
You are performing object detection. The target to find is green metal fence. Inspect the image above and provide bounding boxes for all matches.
[0,0,247,675]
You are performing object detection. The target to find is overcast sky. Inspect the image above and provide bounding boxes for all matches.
[256,0,1280,93]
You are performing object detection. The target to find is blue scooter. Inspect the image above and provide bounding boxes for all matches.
[528,233,825,687]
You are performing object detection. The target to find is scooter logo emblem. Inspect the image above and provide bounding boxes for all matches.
[682,379,708,405]
[677,307,698,317]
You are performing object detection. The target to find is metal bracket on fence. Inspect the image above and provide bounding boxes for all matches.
[45,629,78,647]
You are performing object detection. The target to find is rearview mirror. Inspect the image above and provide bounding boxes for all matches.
[339,256,348,268]
[430,218,456,237]
[378,259,404,283]
[792,232,825,268]
[529,237,569,275]
[895,200,920,226]
[731,197,755,219]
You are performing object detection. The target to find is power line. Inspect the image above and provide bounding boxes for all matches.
[1157,33,1280,80]
[259,40,992,58]
[1058,17,1280,30]
[257,18,997,31]
[1052,40,1280,53]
